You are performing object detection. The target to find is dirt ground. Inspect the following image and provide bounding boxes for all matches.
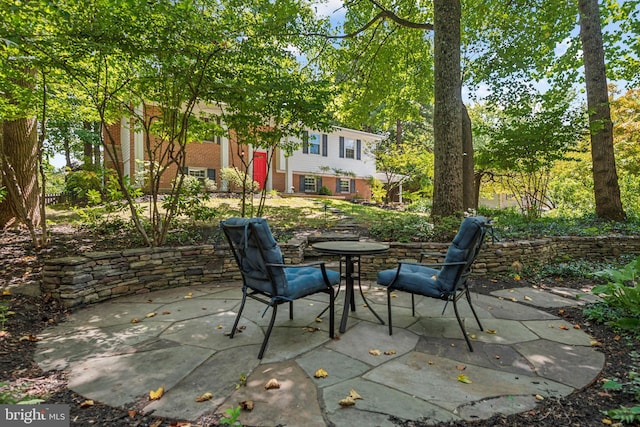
[1,225,638,426]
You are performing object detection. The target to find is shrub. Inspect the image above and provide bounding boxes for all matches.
[318,185,332,196]
[584,256,640,338]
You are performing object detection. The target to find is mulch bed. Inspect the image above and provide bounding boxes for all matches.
[1,225,638,426]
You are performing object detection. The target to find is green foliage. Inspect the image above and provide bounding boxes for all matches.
[219,405,242,426]
[163,175,218,222]
[318,185,332,196]
[64,168,103,202]
[601,352,640,423]
[0,186,5,203]
[585,256,640,337]
[0,382,45,405]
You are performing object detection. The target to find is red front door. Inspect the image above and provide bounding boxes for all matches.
[253,152,267,190]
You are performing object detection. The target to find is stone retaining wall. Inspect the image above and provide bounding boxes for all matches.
[43,235,640,308]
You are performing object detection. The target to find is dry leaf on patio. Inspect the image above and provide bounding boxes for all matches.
[457,374,472,384]
[149,420,163,427]
[535,394,545,401]
[368,349,382,356]
[314,368,328,378]
[128,410,137,418]
[79,400,94,408]
[264,378,280,390]
[338,397,356,407]
[149,386,165,400]
[146,312,157,318]
[524,296,532,301]
[486,329,497,334]
[19,334,38,342]
[573,324,581,329]
[131,318,140,323]
[348,389,362,400]
[428,360,435,365]
[591,340,603,347]
[239,400,254,411]
[383,349,396,355]
[195,392,213,402]
[315,317,323,323]
[456,365,466,371]
[509,297,518,302]
[162,311,171,315]
[303,326,320,333]
[558,325,570,330]
[184,292,193,299]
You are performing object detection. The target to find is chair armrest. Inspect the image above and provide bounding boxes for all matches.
[266,261,327,269]
[399,260,467,269]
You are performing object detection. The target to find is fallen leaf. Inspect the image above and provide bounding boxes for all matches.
[558,309,565,315]
[195,392,213,402]
[348,389,362,400]
[428,360,435,365]
[390,293,397,298]
[146,312,157,318]
[558,325,570,330]
[264,378,280,390]
[131,318,140,324]
[79,400,94,408]
[19,334,38,342]
[573,324,581,330]
[524,296,532,301]
[602,418,613,425]
[2,289,11,295]
[338,396,356,406]
[303,326,320,333]
[513,275,521,281]
[315,317,323,323]
[457,374,472,384]
[149,419,163,427]
[162,311,171,315]
[494,355,501,360]
[216,324,223,329]
[591,340,603,347]
[509,297,518,302]
[128,410,137,418]
[239,400,254,411]
[314,368,328,378]
[469,334,477,340]
[456,365,466,371]
[486,329,497,334]
[184,292,193,299]
[535,394,544,401]
[149,386,164,400]
[613,335,621,341]
[383,349,397,355]
[0,331,9,338]
[368,349,382,356]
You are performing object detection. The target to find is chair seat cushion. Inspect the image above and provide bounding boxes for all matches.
[284,267,340,300]
[377,264,447,299]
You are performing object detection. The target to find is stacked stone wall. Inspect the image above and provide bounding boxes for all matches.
[42,235,640,308]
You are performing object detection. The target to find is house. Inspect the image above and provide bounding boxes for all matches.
[107,103,383,200]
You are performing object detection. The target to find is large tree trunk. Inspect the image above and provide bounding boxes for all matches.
[432,0,463,219]
[578,0,625,221]
[0,117,42,230]
[461,103,475,211]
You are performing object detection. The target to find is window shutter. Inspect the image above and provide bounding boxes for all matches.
[302,131,309,154]
[318,177,322,189]
[336,179,341,193]
[322,134,328,157]
[207,168,216,181]
[299,175,305,192]
[350,179,356,193]
[180,167,188,175]
[356,139,361,160]
[339,136,345,158]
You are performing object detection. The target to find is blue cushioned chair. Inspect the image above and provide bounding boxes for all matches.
[377,216,491,351]
[221,217,339,359]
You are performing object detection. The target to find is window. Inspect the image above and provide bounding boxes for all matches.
[344,138,355,159]
[188,168,206,179]
[304,176,318,192]
[308,133,320,154]
[202,117,222,144]
[339,179,350,193]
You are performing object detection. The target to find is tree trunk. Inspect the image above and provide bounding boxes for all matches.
[432,0,463,219]
[578,0,625,221]
[461,103,475,211]
[0,117,42,229]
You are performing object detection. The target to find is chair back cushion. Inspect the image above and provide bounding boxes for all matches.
[221,217,286,295]
[437,216,488,292]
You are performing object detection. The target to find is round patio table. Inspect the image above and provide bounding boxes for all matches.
[312,241,389,333]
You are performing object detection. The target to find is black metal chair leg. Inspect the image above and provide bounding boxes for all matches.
[230,288,248,339]
[387,287,394,335]
[328,288,335,338]
[289,300,293,320]
[465,287,483,330]
[258,303,278,359]
[358,279,384,325]
[453,298,474,352]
